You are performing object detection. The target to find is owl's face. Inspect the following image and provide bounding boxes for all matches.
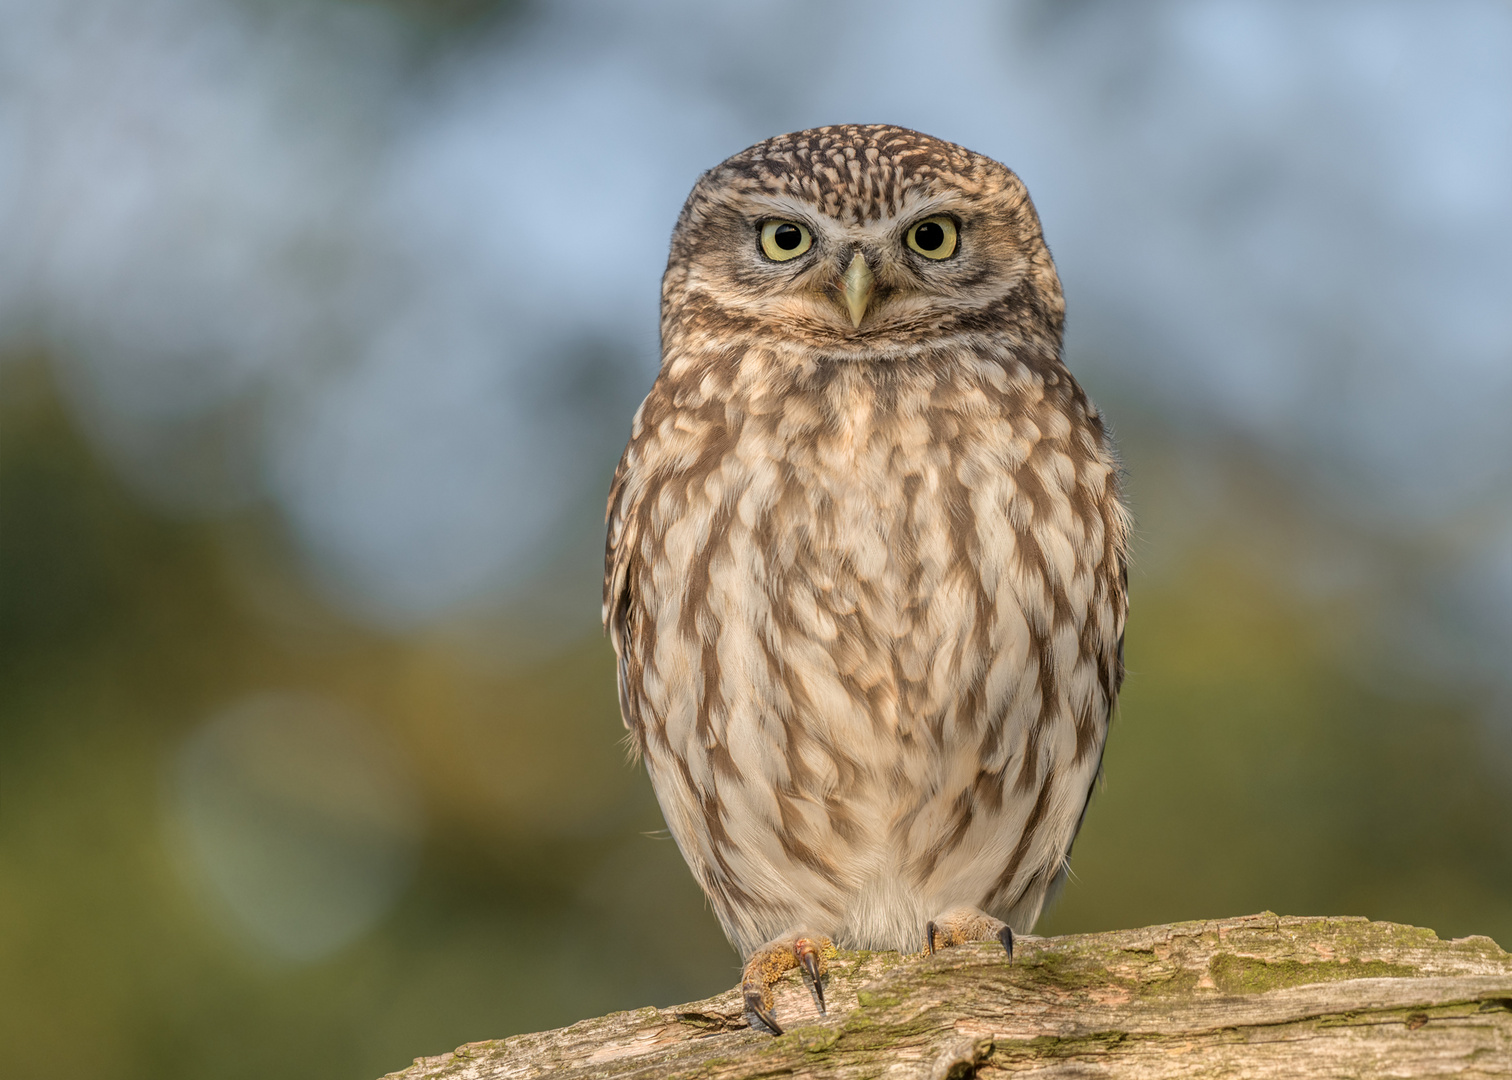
[664,125,1065,356]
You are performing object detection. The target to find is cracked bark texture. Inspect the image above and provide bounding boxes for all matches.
[382,914,1512,1079]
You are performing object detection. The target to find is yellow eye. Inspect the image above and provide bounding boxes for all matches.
[906,215,958,259]
[760,220,813,261]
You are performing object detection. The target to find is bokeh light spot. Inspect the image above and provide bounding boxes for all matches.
[168,693,423,962]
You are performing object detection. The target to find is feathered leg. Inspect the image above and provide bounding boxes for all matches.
[925,906,1014,960]
[741,932,833,1035]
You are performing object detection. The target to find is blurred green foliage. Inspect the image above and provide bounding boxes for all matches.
[1,357,1509,1080]
[1042,529,1512,941]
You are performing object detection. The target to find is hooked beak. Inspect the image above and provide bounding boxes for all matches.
[841,252,874,328]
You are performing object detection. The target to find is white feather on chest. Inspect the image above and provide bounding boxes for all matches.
[628,359,1116,952]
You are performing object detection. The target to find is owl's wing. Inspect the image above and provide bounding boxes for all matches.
[603,448,644,739]
[1066,547,1129,850]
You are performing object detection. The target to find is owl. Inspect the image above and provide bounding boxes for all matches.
[604,125,1128,1034]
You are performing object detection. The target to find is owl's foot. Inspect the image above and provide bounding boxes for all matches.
[925,906,1014,960]
[741,933,833,1035]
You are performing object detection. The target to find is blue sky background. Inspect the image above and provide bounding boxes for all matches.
[5,0,1507,641]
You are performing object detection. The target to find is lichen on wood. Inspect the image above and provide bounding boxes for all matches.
[383,913,1512,1079]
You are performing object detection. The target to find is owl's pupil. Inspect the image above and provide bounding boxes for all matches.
[773,224,803,250]
[914,221,945,251]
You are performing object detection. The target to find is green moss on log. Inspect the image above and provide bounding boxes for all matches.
[1209,952,1416,993]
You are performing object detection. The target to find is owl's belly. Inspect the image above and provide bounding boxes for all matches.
[639,451,1103,954]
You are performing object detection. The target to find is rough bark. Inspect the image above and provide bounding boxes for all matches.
[383,913,1512,1079]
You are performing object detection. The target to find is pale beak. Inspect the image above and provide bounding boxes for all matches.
[841,252,874,328]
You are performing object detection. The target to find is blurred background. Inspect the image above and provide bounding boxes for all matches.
[2,1,1510,1077]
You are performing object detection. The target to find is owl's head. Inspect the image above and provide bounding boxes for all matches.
[663,125,1064,358]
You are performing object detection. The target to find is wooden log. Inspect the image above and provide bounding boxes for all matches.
[383,913,1512,1079]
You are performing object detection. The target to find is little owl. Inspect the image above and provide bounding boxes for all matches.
[604,125,1129,1033]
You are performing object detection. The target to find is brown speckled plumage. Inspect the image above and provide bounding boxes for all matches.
[604,125,1128,1019]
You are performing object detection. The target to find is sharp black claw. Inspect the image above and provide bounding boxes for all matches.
[745,990,783,1035]
[797,949,826,1014]
[998,925,1015,962]
[926,920,939,955]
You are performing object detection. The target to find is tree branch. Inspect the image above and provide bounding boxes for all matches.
[383,913,1512,1079]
